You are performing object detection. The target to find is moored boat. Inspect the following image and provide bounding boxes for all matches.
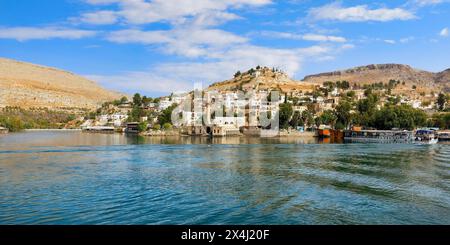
[414,129,438,144]
[317,125,331,138]
[437,131,450,142]
[0,126,8,134]
[344,130,414,143]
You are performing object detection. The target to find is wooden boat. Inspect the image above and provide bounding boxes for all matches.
[331,129,344,140]
[318,129,331,138]
[317,125,331,138]
[415,130,438,144]
[344,130,414,143]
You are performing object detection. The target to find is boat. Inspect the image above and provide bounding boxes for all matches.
[414,129,438,144]
[0,126,8,134]
[437,131,450,142]
[317,125,331,138]
[344,130,414,143]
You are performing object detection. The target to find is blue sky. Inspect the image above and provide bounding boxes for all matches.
[0,0,449,97]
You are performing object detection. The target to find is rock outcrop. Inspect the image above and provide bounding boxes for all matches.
[208,67,316,92]
[302,64,449,91]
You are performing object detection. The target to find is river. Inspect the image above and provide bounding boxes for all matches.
[0,131,449,224]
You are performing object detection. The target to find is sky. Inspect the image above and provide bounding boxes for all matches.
[0,0,449,97]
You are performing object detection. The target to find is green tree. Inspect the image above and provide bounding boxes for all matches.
[129,106,144,122]
[142,96,153,105]
[371,105,427,130]
[437,93,447,111]
[158,104,178,126]
[120,96,128,104]
[340,80,350,90]
[279,103,293,129]
[335,100,353,129]
[137,122,148,133]
[317,110,337,127]
[133,93,142,106]
[345,91,356,99]
[356,93,379,126]
[428,113,450,129]
[301,110,314,127]
[0,116,24,132]
[289,111,303,128]
[163,123,173,130]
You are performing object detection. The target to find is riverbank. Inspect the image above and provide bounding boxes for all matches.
[278,130,315,137]
[140,130,180,136]
[24,129,82,132]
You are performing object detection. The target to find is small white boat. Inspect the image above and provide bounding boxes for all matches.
[415,130,438,144]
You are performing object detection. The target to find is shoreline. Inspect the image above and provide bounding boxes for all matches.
[24,129,82,132]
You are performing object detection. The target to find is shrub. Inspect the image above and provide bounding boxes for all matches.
[137,122,148,133]
[163,123,173,130]
[152,124,161,130]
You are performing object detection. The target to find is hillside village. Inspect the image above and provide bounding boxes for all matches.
[80,65,450,137]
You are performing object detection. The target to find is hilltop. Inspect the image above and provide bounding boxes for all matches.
[302,64,449,92]
[0,58,123,111]
[207,66,316,93]
[206,64,449,95]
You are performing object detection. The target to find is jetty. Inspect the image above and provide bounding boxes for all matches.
[82,126,115,133]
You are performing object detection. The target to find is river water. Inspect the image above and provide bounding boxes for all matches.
[0,131,449,224]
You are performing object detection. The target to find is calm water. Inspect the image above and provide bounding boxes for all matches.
[0,131,449,224]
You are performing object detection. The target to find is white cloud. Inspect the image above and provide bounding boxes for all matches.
[260,31,347,42]
[440,27,449,37]
[107,28,248,58]
[65,0,355,95]
[80,0,272,26]
[85,42,353,94]
[0,27,97,41]
[384,39,396,44]
[309,2,416,22]
[302,34,346,42]
[410,0,447,6]
[399,37,415,43]
[79,11,118,25]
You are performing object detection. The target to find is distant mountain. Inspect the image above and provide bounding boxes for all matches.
[0,58,123,111]
[435,68,450,87]
[302,64,449,92]
[207,67,316,93]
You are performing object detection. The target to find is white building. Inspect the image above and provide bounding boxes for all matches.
[159,98,175,110]
[212,117,246,128]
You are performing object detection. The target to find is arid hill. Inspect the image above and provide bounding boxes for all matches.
[303,64,449,92]
[436,69,450,87]
[208,67,316,93]
[0,58,123,111]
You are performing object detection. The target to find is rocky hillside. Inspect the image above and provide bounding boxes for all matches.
[303,64,449,92]
[0,58,122,111]
[208,66,316,93]
[436,69,450,87]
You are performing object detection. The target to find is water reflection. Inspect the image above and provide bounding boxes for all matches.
[0,132,449,224]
